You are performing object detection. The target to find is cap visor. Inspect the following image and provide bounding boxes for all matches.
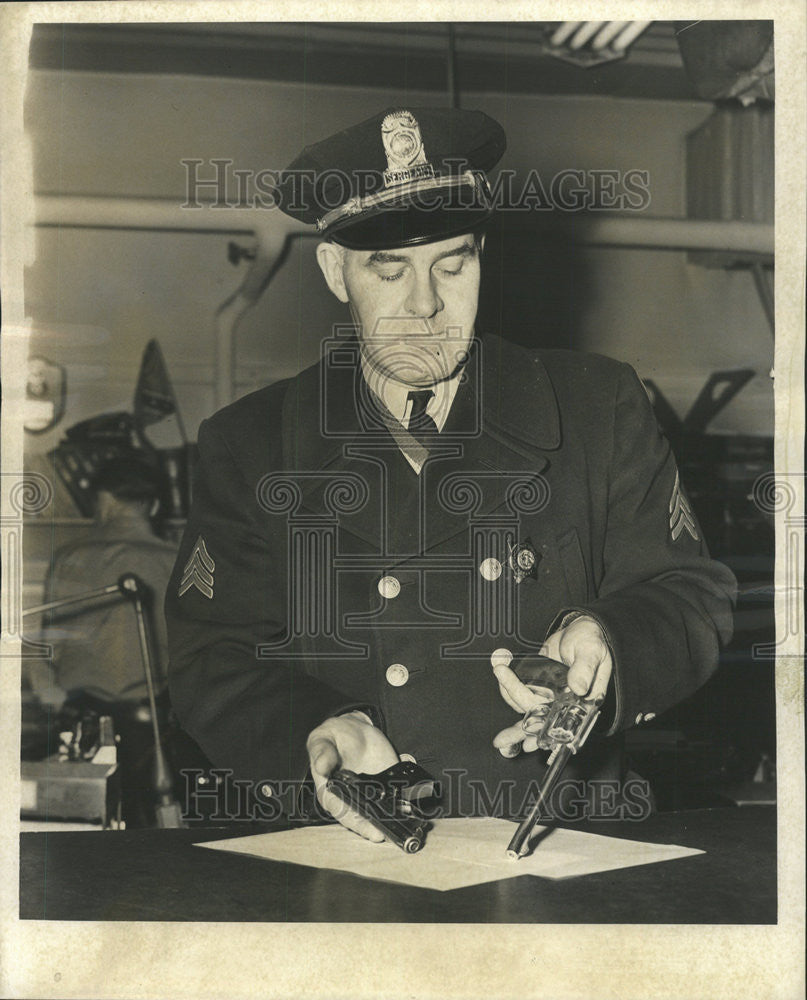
[327,186,492,250]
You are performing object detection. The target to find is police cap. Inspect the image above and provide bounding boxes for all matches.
[275,107,506,250]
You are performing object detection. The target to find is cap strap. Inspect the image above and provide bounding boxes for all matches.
[316,170,489,234]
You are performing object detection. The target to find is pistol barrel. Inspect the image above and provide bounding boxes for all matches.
[506,745,572,859]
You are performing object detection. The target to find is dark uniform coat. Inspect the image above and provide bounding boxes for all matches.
[165,333,735,818]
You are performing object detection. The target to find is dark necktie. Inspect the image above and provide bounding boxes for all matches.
[407,389,439,443]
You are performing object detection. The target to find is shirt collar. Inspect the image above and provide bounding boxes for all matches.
[360,354,463,432]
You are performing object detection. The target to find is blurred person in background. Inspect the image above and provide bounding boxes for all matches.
[33,454,178,825]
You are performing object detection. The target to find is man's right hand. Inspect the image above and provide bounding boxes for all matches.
[306,711,399,843]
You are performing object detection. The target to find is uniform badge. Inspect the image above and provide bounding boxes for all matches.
[507,536,540,584]
[669,471,699,542]
[179,535,215,599]
[381,110,436,188]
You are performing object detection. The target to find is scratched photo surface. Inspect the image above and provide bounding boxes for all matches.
[4,8,801,1000]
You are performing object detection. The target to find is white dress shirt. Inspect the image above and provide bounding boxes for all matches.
[360,356,463,474]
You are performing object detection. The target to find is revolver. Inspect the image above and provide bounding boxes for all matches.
[501,654,601,859]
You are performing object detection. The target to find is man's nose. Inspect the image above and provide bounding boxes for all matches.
[405,270,443,320]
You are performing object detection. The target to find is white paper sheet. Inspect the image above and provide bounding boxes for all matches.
[196,818,703,891]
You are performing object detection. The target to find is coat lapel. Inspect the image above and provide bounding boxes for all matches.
[278,332,562,554]
[280,336,389,551]
[417,334,560,551]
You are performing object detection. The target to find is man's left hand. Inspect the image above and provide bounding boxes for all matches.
[492,615,612,754]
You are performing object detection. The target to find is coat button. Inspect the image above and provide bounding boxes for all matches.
[386,663,410,687]
[377,575,401,599]
[490,647,513,669]
[479,557,502,581]
[260,784,274,798]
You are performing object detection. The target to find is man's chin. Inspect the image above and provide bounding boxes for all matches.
[384,368,453,388]
[386,352,465,384]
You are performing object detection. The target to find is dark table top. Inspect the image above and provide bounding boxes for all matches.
[20,806,776,923]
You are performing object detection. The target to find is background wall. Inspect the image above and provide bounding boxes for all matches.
[24,69,773,459]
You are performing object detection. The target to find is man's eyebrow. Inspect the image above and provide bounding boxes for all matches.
[432,242,476,263]
[366,251,410,265]
[365,242,476,266]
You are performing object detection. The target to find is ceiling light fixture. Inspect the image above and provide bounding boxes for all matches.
[542,20,653,67]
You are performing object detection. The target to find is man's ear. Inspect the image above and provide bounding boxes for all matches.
[316,242,349,303]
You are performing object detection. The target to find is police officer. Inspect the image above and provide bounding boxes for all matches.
[166,107,735,840]
[37,454,178,826]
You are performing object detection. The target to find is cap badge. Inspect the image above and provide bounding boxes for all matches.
[179,535,215,599]
[381,110,435,188]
